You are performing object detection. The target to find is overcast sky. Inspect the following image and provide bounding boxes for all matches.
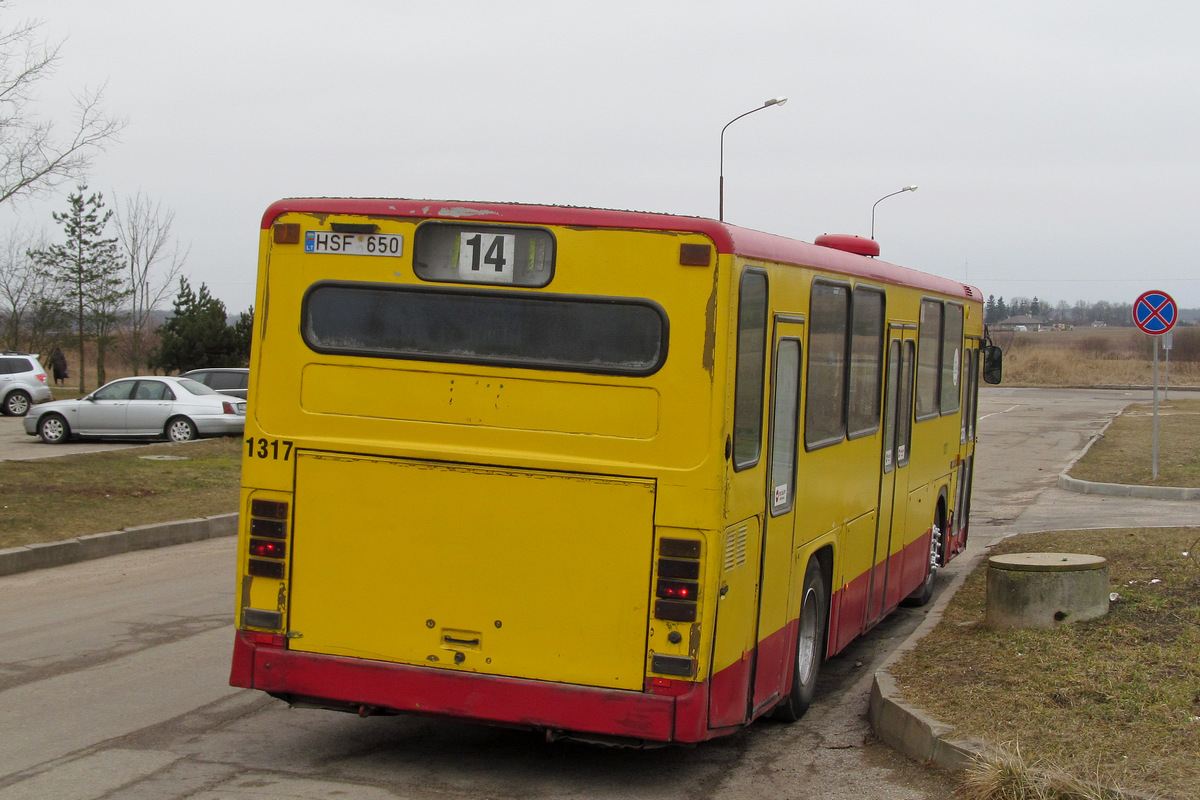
[5,0,1199,313]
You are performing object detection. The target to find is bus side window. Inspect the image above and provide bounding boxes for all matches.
[805,280,850,449]
[847,287,884,438]
[769,338,801,515]
[940,303,963,414]
[733,270,769,470]
[897,341,915,466]
[915,299,942,421]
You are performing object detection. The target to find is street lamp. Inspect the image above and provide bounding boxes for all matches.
[719,96,787,221]
[870,185,918,239]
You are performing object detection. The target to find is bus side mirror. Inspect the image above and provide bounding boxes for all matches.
[982,345,1003,385]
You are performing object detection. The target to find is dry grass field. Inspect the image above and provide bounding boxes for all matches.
[892,528,1200,800]
[995,326,1200,387]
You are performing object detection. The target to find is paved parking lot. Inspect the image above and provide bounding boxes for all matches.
[0,415,145,461]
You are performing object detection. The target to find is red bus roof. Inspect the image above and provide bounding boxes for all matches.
[262,198,980,302]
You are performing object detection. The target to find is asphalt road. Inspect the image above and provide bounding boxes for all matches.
[0,414,145,460]
[1,387,1195,800]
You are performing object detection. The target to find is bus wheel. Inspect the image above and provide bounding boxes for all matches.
[903,519,943,607]
[772,559,827,722]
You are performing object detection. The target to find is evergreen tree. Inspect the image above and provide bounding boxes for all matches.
[153,277,239,373]
[231,306,254,365]
[30,185,128,392]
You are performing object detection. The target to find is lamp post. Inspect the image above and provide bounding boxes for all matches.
[719,96,787,221]
[870,185,918,239]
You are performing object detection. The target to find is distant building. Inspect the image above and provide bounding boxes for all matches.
[994,315,1047,332]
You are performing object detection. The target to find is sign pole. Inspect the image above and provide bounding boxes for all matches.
[1132,289,1177,482]
[1153,335,1159,480]
[1164,331,1172,401]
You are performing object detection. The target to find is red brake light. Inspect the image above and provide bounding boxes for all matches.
[249,538,286,559]
[222,401,235,414]
[656,579,698,600]
[36,373,47,384]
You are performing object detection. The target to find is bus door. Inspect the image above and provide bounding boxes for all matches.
[750,318,805,715]
[949,342,980,558]
[865,326,915,626]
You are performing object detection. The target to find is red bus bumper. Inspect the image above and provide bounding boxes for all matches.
[230,630,714,743]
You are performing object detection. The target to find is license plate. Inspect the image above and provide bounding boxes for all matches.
[304,231,403,257]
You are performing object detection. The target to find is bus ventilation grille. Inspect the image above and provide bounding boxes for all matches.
[723,526,749,571]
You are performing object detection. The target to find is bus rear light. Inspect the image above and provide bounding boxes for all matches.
[654,599,697,622]
[273,223,301,244]
[657,558,701,580]
[250,517,286,539]
[654,537,702,622]
[651,654,696,678]
[248,558,285,579]
[679,243,712,267]
[649,676,693,696]
[656,579,698,600]
[250,538,286,559]
[243,608,283,629]
[250,499,289,519]
[659,538,701,558]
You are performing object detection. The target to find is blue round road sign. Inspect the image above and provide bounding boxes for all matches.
[1133,290,1177,334]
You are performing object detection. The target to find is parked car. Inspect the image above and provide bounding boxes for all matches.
[181,367,249,399]
[23,376,246,444]
[0,352,53,416]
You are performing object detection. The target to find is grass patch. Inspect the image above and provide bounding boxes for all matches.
[995,328,1200,388]
[890,528,1200,800]
[1068,399,1200,487]
[0,436,241,550]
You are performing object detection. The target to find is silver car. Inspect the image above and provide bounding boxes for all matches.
[23,376,246,444]
[1,352,53,416]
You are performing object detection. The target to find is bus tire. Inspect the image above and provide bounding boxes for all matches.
[903,519,943,607]
[772,559,827,722]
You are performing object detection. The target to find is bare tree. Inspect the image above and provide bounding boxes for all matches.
[112,191,187,373]
[0,17,125,208]
[0,224,56,350]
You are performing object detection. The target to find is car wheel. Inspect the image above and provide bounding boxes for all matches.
[772,559,827,722]
[165,416,198,443]
[3,390,31,416]
[38,414,70,444]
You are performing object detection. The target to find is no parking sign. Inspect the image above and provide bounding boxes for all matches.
[1133,290,1177,335]
[1133,289,1177,479]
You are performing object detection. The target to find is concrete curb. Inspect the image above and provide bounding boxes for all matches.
[1056,412,1200,500]
[0,513,237,577]
[1057,472,1200,500]
[868,533,996,774]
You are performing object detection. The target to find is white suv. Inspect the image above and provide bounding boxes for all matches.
[0,353,53,416]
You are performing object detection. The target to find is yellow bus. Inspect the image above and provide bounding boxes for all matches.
[229,199,1000,744]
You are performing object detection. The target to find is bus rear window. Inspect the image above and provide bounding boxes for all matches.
[302,283,667,375]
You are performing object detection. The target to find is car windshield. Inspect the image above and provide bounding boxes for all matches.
[177,378,218,396]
